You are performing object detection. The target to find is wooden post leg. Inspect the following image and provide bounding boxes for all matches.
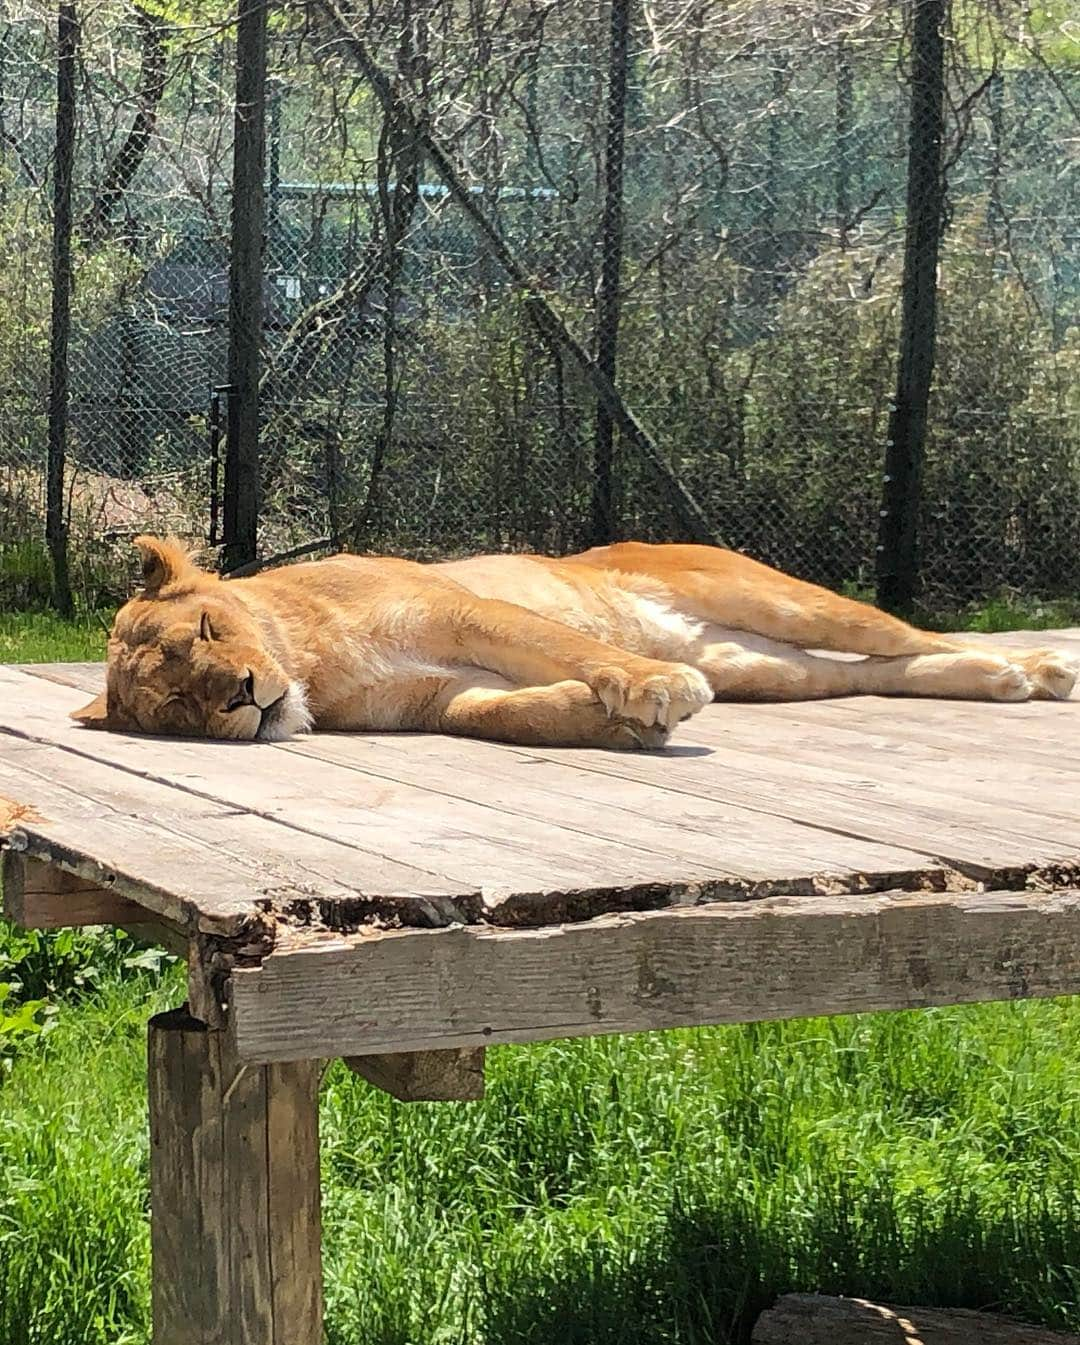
[148,1007,322,1345]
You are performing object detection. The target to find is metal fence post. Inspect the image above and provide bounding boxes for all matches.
[876,0,948,616]
[590,0,632,545]
[222,0,269,574]
[46,0,77,616]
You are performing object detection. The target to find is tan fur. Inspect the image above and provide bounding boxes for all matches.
[72,537,1078,750]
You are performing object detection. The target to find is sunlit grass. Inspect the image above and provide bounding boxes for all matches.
[3,984,1080,1344]
[0,610,110,664]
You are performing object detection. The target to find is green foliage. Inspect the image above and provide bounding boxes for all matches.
[0,973,176,1345]
[0,922,172,1005]
[933,592,1080,633]
[0,917,178,1079]
[0,181,138,411]
[0,978,54,1073]
[343,202,1078,609]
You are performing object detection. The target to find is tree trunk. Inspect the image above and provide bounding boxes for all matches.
[47,0,77,617]
[590,0,632,544]
[875,0,948,615]
[79,4,167,246]
[222,0,268,574]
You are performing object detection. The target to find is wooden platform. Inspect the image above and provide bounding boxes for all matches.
[2,633,1079,1344]
[2,630,1080,1057]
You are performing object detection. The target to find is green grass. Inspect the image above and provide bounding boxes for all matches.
[2,603,1080,1343]
[3,981,1080,1344]
[933,592,1080,634]
[0,610,110,664]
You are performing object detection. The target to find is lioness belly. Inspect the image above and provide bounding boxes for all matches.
[433,554,705,660]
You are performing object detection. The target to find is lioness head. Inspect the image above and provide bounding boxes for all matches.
[72,537,310,741]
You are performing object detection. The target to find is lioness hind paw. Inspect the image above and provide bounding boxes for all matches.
[985,661,1031,702]
[1022,651,1079,701]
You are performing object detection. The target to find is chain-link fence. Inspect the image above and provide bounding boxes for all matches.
[1,0,1077,613]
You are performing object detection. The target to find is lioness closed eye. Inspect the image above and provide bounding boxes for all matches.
[72,537,1078,750]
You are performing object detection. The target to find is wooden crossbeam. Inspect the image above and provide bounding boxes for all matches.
[3,852,146,928]
[3,853,188,960]
[229,889,1080,1063]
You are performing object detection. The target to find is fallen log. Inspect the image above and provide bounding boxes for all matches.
[752,1294,1080,1344]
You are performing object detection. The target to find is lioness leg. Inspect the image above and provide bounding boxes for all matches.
[694,628,1032,702]
[423,671,671,749]
[576,541,961,656]
[431,592,712,730]
[575,543,1077,700]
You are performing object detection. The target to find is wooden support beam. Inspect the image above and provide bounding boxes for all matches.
[2,852,147,928]
[752,1294,1080,1344]
[344,1047,486,1101]
[230,889,1080,1063]
[148,1007,323,1345]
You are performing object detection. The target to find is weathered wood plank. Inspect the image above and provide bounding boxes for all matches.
[692,703,1080,811]
[18,660,106,693]
[486,715,1080,880]
[229,888,1080,1062]
[4,667,493,882]
[751,1293,1080,1344]
[345,1048,486,1101]
[4,666,769,888]
[2,852,147,927]
[148,1007,322,1345]
[738,696,1080,769]
[5,851,186,959]
[961,626,1080,651]
[282,732,947,882]
[0,730,946,941]
[0,736,472,933]
[298,721,1078,858]
[6,648,1080,936]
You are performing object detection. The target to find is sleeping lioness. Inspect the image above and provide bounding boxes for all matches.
[73,537,1078,749]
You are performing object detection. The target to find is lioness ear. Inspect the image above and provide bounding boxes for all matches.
[70,692,112,729]
[133,535,193,595]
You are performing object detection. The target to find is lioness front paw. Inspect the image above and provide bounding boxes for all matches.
[592,661,712,729]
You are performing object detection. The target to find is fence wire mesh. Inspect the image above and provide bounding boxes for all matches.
[0,0,1077,612]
